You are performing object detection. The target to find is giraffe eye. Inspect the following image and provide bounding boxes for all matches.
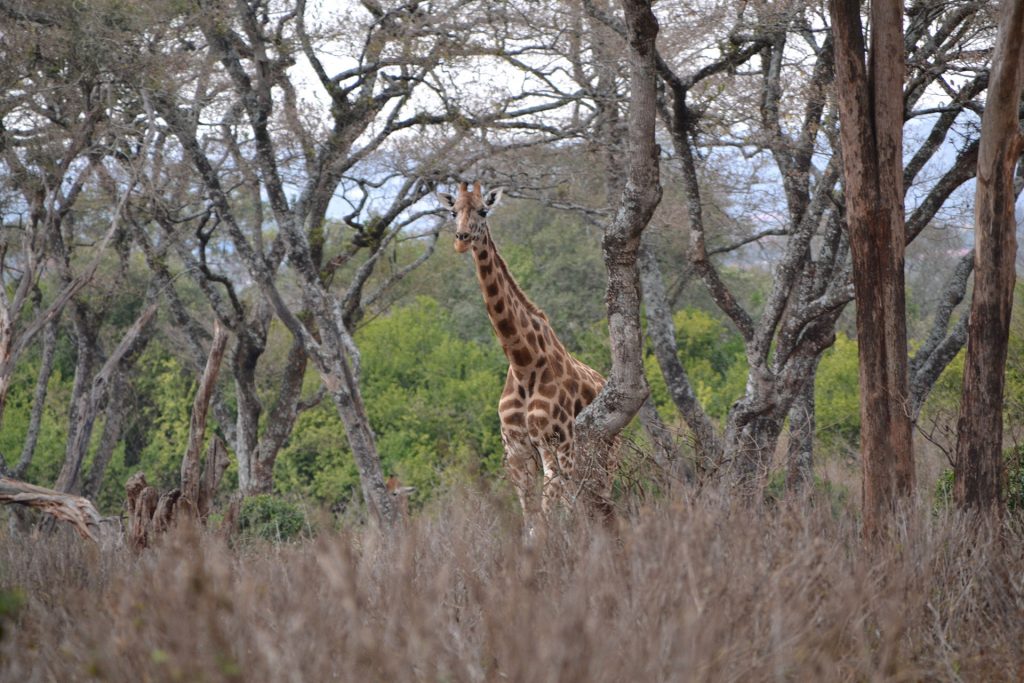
[477,209,488,217]
[450,211,457,218]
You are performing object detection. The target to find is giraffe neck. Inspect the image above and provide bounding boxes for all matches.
[471,230,563,373]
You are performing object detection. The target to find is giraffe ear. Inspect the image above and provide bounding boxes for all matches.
[436,192,455,210]
[484,187,505,208]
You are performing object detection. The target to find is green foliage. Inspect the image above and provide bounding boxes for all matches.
[814,333,860,448]
[274,405,360,505]
[644,308,746,421]
[238,494,309,542]
[119,345,196,492]
[276,297,507,509]
[0,356,70,486]
[934,468,954,508]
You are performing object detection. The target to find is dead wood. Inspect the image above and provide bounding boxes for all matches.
[0,476,100,541]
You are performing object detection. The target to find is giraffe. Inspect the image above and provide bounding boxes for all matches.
[438,181,612,534]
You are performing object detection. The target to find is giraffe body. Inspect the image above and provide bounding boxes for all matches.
[438,182,611,533]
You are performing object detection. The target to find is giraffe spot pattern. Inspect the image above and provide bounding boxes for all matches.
[512,348,533,366]
[504,412,525,427]
[552,424,565,443]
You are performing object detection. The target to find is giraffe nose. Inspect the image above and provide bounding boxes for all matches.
[456,232,472,241]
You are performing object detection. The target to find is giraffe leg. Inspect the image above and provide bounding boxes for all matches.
[540,434,584,518]
[502,430,542,538]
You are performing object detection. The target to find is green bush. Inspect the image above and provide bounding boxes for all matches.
[275,296,507,510]
[238,495,309,542]
[645,307,746,421]
[814,333,860,449]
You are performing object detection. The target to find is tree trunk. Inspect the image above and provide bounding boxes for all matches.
[181,321,229,506]
[574,0,662,519]
[54,310,100,493]
[954,0,1024,513]
[14,315,59,479]
[233,333,266,496]
[786,363,818,492]
[638,241,724,468]
[54,303,157,493]
[831,0,915,538]
[80,371,127,501]
[724,407,786,485]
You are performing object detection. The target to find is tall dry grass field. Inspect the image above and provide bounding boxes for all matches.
[2,491,1023,681]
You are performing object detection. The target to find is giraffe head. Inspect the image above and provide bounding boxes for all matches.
[437,181,504,253]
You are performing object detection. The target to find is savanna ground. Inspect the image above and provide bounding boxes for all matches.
[3,484,1024,682]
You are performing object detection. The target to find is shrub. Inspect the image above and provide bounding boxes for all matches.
[238,495,309,542]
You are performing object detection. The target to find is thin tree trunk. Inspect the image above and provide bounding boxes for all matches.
[80,371,127,501]
[182,321,229,506]
[638,241,724,467]
[14,315,59,479]
[831,0,915,538]
[233,334,266,496]
[54,303,158,493]
[954,0,1024,512]
[252,336,310,490]
[56,309,100,492]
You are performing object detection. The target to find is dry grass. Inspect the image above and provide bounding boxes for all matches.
[2,489,1024,682]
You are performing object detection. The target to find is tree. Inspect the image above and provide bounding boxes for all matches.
[580,0,997,501]
[573,0,662,515]
[0,3,149,482]
[127,0,596,523]
[954,0,1024,512]
[830,0,914,534]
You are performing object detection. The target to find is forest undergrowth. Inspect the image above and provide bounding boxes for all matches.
[2,488,1023,682]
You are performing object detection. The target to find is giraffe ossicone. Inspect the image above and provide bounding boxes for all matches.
[438,181,614,534]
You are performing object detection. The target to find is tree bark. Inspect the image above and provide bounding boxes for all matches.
[80,371,127,501]
[638,240,724,467]
[181,321,229,506]
[0,476,100,541]
[54,303,158,493]
[954,0,1024,513]
[574,0,662,518]
[831,0,915,538]
[786,362,819,492]
[13,315,59,479]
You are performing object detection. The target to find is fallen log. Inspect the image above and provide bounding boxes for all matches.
[0,476,100,541]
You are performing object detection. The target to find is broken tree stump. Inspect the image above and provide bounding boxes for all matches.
[124,437,230,550]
